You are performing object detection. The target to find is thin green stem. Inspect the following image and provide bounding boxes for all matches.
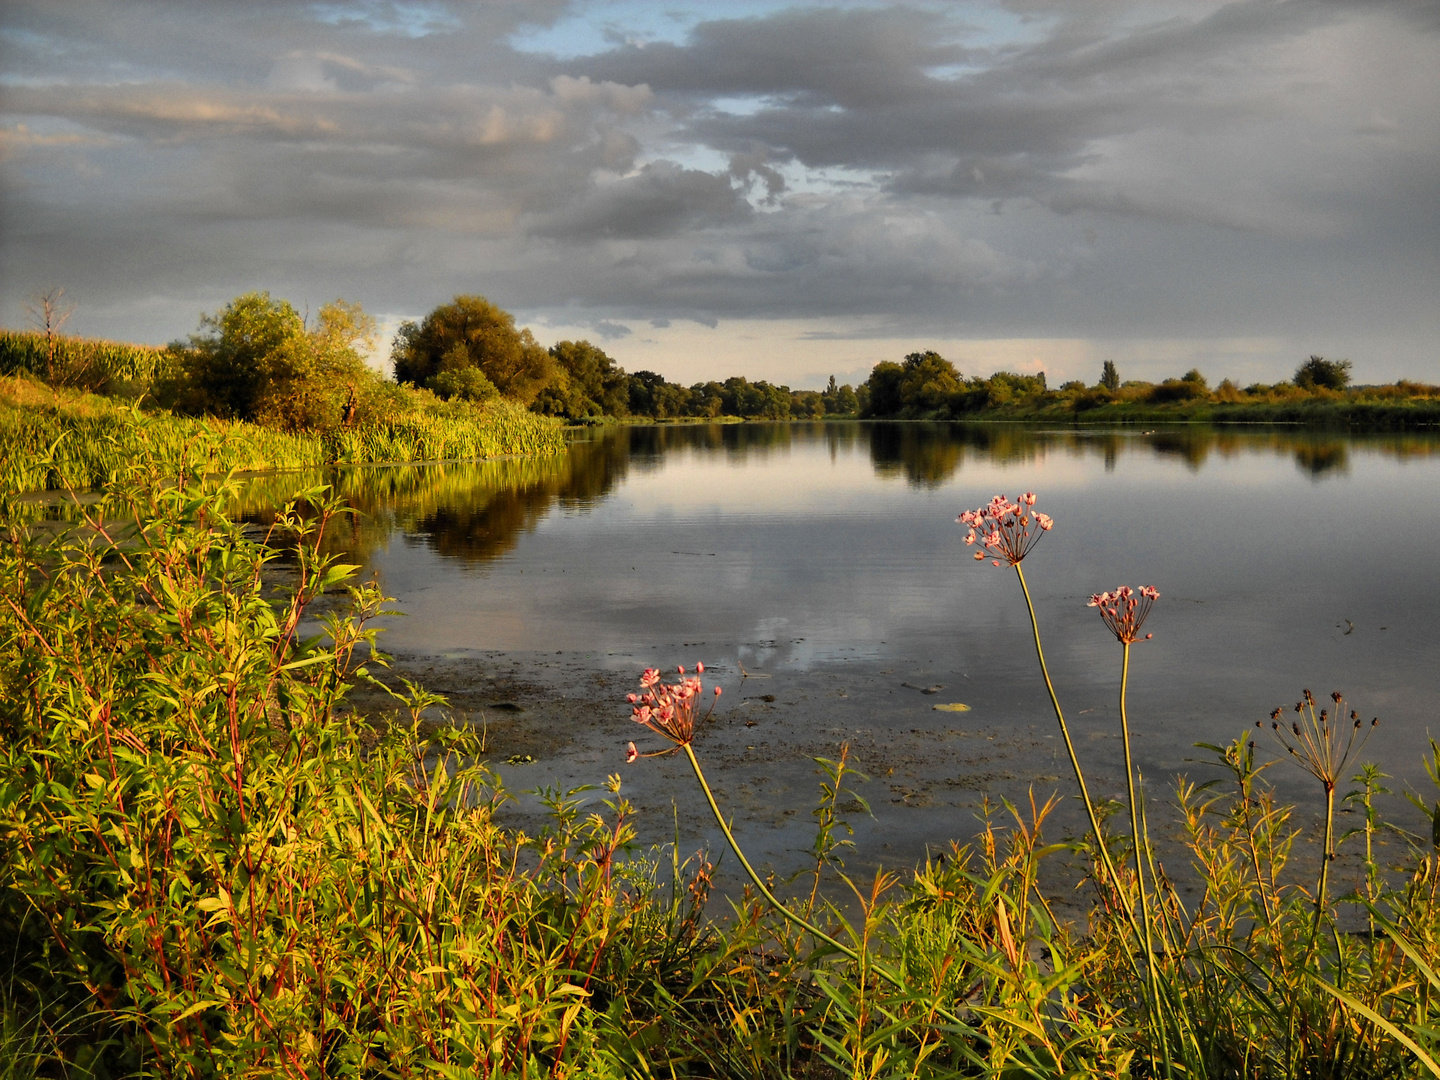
[681,742,991,1046]
[680,744,877,978]
[1121,641,1172,1077]
[1013,564,1139,940]
[1315,783,1335,938]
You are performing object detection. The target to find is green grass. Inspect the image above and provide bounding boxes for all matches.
[0,376,565,507]
[954,385,1440,429]
[0,329,167,390]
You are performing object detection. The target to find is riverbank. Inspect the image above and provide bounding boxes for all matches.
[957,392,1440,429]
[0,373,565,500]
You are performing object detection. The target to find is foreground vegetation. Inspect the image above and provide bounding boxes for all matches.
[2,462,1438,1078]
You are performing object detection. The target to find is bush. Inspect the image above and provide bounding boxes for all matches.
[157,293,384,431]
[1295,355,1352,391]
[1148,377,1210,403]
[392,295,554,406]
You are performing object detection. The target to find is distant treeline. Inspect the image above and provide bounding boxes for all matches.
[858,351,1440,428]
[8,291,1440,431]
[388,294,858,421]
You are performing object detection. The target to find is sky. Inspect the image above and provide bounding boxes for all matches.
[1,0,1437,390]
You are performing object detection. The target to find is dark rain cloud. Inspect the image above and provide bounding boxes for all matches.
[1,0,1437,380]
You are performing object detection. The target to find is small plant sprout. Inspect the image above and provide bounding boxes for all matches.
[957,491,1053,567]
[1260,690,1378,926]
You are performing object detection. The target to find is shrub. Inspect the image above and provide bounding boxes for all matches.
[1295,355,1353,391]
[1148,378,1210,403]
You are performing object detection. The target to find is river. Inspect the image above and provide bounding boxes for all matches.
[253,421,1440,886]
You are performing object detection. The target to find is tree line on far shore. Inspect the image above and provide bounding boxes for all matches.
[855,349,1396,420]
[6,288,1433,433]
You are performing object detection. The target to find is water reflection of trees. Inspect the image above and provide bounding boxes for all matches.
[234,428,631,563]
[870,423,964,487]
[863,423,1432,487]
[230,421,1440,565]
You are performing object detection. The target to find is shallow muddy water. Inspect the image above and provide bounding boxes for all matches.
[253,422,1440,889]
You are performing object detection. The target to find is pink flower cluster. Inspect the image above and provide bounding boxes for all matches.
[625,663,722,762]
[957,492,1054,567]
[1087,586,1160,644]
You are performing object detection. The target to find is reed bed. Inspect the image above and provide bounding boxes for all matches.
[320,399,564,464]
[0,329,167,389]
[0,381,564,511]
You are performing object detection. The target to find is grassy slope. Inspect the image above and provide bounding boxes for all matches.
[0,374,565,498]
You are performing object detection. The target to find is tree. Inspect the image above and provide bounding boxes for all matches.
[25,286,81,388]
[822,376,860,416]
[547,340,629,417]
[165,292,306,420]
[898,351,963,416]
[392,296,554,405]
[863,361,905,417]
[1294,355,1352,391]
[1100,360,1120,392]
[162,292,379,429]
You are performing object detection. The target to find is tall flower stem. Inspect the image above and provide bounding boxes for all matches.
[680,741,991,1045]
[1014,563,1139,940]
[1315,782,1336,937]
[1121,640,1171,1074]
[682,740,995,1042]
[681,744,869,972]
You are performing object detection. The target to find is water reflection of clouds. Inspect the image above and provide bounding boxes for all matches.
[314,421,1440,800]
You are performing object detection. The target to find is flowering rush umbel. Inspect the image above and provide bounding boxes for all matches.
[1261,689,1377,794]
[1088,586,1160,643]
[957,492,1053,567]
[625,663,721,763]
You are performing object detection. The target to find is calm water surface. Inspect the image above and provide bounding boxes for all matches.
[278,422,1440,804]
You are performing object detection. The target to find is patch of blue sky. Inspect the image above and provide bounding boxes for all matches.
[783,163,886,198]
[708,96,772,118]
[509,0,891,59]
[643,142,732,176]
[309,1,460,38]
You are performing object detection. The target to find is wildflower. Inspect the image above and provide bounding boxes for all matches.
[1266,690,1379,923]
[957,492,1054,567]
[1266,690,1377,795]
[1087,585,1160,644]
[625,662,722,760]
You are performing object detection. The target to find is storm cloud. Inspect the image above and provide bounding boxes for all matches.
[2,0,1436,384]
